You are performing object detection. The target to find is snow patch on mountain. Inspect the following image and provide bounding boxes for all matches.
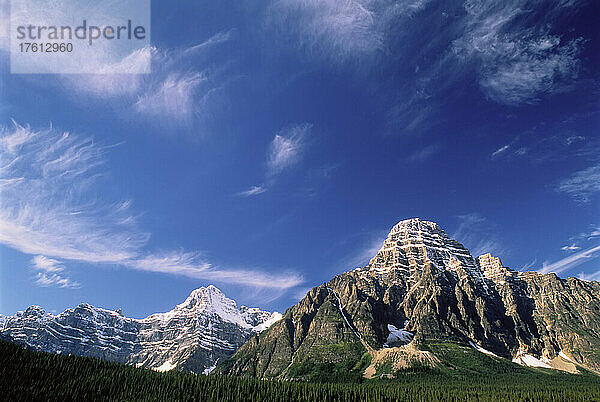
[469,341,498,357]
[559,351,574,363]
[383,320,413,347]
[512,350,552,369]
[202,359,219,375]
[254,312,282,332]
[154,360,176,372]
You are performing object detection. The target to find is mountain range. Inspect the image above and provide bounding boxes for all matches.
[0,285,281,373]
[218,218,600,380]
[2,218,599,380]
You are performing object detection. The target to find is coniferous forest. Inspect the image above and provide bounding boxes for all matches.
[2,340,600,401]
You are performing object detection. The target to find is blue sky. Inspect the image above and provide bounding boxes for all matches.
[0,0,599,317]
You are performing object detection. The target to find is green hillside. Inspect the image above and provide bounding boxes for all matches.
[1,340,599,401]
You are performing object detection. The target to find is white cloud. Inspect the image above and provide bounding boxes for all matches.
[538,244,600,275]
[31,255,80,289]
[0,122,150,264]
[578,270,600,282]
[487,129,594,163]
[521,258,538,271]
[182,30,234,55]
[8,0,151,74]
[34,272,81,289]
[237,124,312,197]
[406,143,440,162]
[347,235,387,269]
[269,0,586,110]
[236,185,267,197]
[292,286,312,301]
[0,122,303,291]
[452,213,506,258]
[491,144,510,159]
[60,31,235,129]
[129,251,303,289]
[267,0,437,62]
[267,124,311,176]
[134,72,206,125]
[556,164,600,203]
[60,48,152,98]
[32,255,64,272]
[589,227,600,238]
[568,224,600,244]
[268,0,383,60]
[453,1,584,105]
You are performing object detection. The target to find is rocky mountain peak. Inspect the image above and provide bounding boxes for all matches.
[181,285,228,308]
[477,253,516,283]
[23,305,47,317]
[221,218,600,379]
[168,285,261,330]
[366,218,487,288]
[389,217,441,233]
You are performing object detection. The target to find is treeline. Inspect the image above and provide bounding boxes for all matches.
[1,340,599,401]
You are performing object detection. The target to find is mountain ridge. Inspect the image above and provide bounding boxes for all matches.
[0,285,281,373]
[218,218,600,380]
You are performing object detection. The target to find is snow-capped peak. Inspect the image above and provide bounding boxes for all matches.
[1,284,280,374]
[143,286,279,331]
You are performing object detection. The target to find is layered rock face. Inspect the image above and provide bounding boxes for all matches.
[220,218,600,378]
[477,254,600,371]
[0,285,281,373]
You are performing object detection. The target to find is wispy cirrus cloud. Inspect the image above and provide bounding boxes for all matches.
[347,233,387,269]
[133,71,206,126]
[59,31,235,130]
[269,0,590,139]
[556,163,600,203]
[267,0,438,63]
[491,144,511,159]
[31,256,80,289]
[0,122,302,290]
[406,143,440,163]
[131,251,303,289]
[32,255,65,273]
[489,130,591,163]
[452,213,507,258]
[267,0,386,61]
[551,223,600,279]
[453,0,585,106]
[3,0,151,74]
[0,122,149,264]
[34,272,81,289]
[237,123,312,196]
[236,185,267,197]
[566,224,600,246]
[578,269,600,282]
[538,244,600,275]
[267,124,310,176]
